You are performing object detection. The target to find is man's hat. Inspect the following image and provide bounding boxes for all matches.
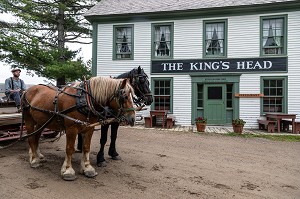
[11,68,21,72]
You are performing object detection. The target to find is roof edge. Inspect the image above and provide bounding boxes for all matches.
[85,1,300,23]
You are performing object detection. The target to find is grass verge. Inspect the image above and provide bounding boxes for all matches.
[225,132,300,142]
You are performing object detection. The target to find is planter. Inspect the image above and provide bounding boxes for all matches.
[232,124,244,134]
[196,122,206,132]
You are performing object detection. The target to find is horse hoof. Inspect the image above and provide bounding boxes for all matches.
[111,155,121,160]
[84,170,98,178]
[30,163,40,168]
[97,161,107,167]
[30,160,40,168]
[63,174,77,181]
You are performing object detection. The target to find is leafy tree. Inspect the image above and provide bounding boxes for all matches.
[0,0,100,86]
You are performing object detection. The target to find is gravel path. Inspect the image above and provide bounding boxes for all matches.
[0,126,299,199]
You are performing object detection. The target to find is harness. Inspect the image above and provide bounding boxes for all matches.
[19,81,134,140]
[116,70,152,107]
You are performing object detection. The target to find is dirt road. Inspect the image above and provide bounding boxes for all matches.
[0,127,299,199]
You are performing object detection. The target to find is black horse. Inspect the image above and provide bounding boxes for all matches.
[77,66,153,167]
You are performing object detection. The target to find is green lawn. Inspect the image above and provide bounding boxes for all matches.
[225,132,300,142]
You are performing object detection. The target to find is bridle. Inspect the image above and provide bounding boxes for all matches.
[107,83,136,120]
[131,73,152,106]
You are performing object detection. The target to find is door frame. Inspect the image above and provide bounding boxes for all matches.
[191,75,241,125]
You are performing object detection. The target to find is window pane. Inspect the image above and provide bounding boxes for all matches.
[205,22,225,56]
[262,17,284,55]
[153,79,172,111]
[154,25,172,58]
[197,84,203,107]
[115,26,133,59]
[226,84,233,108]
[208,87,222,99]
[263,79,284,113]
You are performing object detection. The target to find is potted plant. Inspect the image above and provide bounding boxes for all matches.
[195,116,207,132]
[232,118,246,134]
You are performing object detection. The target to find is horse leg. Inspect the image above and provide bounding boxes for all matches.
[25,115,42,168]
[34,125,45,162]
[108,122,121,160]
[96,124,109,167]
[76,133,83,152]
[61,128,77,181]
[80,128,98,178]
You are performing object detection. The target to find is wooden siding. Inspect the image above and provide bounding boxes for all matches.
[174,19,202,59]
[286,11,300,116]
[96,11,300,127]
[173,75,192,126]
[97,22,152,77]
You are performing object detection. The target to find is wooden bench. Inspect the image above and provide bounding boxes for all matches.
[282,119,300,134]
[166,116,176,129]
[257,119,276,133]
[144,115,156,128]
[282,119,292,131]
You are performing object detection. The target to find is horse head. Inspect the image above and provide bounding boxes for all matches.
[131,66,153,105]
[108,78,136,126]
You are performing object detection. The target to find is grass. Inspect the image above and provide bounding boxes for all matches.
[225,132,300,142]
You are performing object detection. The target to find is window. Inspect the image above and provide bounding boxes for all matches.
[261,15,287,55]
[261,77,287,113]
[113,25,133,59]
[208,87,222,99]
[152,78,173,112]
[203,20,227,57]
[197,84,203,108]
[152,23,173,59]
[226,84,233,108]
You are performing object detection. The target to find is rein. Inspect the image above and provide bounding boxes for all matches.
[19,82,132,139]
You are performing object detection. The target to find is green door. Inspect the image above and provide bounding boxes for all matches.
[204,84,226,124]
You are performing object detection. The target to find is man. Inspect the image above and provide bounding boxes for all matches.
[5,68,26,111]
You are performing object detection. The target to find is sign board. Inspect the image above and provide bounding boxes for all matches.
[234,94,264,98]
[151,57,287,74]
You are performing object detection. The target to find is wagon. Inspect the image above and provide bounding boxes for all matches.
[0,96,58,146]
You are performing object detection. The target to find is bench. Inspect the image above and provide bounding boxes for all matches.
[144,115,156,128]
[282,119,300,134]
[257,119,276,133]
[144,115,175,128]
[166,116,176,129]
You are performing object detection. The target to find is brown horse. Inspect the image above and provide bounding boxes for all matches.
[21,76,135,180]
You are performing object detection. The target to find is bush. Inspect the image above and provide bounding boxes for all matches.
[232,118,246,126]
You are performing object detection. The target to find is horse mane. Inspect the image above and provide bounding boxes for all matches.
[89,76,135,105]
[116,70,134,79]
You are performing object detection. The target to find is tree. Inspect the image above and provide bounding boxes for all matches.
[0,0,100,86]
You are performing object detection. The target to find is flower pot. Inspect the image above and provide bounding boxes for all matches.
[196,122,206,132]
[232,124,244,134]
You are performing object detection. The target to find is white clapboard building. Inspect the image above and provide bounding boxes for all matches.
[84,0,300,128]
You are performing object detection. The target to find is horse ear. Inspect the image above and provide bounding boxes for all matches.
[120,78,128,89]
[138,66,141,74]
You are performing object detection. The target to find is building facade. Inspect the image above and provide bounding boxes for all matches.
[85,0,300,128]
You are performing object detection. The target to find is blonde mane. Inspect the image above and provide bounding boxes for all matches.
[89,76,135,105]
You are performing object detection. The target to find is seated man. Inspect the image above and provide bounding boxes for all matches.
[5,68,26,111]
